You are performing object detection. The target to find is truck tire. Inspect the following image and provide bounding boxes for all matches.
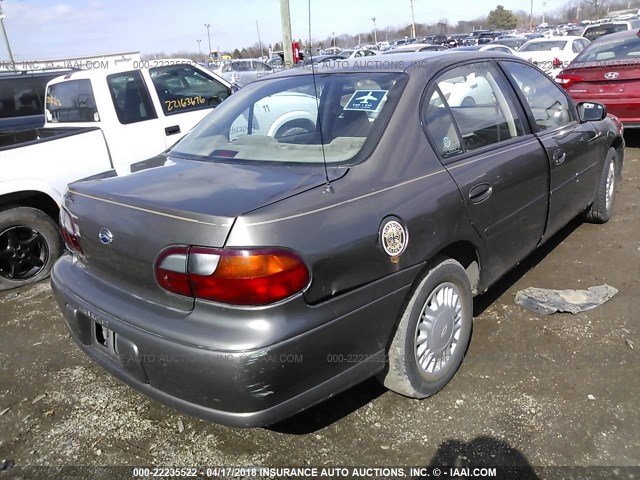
[585,147,618,224]
[0,207,63,291]
[379,258,473,398]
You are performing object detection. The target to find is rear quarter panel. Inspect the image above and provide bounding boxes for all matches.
[226,72,484,306]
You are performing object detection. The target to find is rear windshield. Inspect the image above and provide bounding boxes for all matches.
[520,40,567,52]
[0,76,49,119]
[222,62,253,73]
[46,79,99,123]
[583,24,629,40]
[574,35,640,62]
[170,72,405,164]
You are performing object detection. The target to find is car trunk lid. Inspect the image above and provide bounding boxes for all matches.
[66,157,346,311]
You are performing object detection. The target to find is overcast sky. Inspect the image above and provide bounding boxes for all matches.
[1,0,558,60]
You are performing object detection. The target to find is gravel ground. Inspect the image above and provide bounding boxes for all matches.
[1,139,639,480]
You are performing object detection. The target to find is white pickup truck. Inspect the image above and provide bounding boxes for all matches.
[0,60,234,290]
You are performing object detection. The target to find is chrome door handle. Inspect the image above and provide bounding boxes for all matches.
[469,183,493,204]
[553,149,566,165]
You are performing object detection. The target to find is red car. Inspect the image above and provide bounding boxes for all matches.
[556,29,640,128]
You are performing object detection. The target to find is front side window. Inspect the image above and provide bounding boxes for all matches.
[501,61,572,131]
[170,72,405,164]
[425,63,525,153]
[150,64,231,116]
[46,79,98,123]
[107,70,157,124]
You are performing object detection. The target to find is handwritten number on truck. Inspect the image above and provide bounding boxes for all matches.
[164,96,207,112]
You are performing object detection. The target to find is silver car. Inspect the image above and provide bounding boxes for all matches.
[214,59,273,87]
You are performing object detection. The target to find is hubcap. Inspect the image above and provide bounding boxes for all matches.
[415,282,463,375]
[0,226,48,281]
[605,161,615,211]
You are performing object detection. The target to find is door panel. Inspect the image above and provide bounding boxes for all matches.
[424,63,550,279]
[445,139,549,274]
[499,60,602,239]
[105,70,168,173]
[536,122,601,236]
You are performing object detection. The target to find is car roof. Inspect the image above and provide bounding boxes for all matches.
[46,60,229,86]
[525,36,583,42]
[452,45,483,51]
[262,51,518,79]
[0,68,77,78]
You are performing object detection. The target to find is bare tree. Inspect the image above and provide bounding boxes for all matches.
[582,0,606,18]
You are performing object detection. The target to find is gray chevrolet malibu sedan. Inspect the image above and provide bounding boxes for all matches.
[52,52,624,427]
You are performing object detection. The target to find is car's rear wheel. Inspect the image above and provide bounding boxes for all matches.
[380,258,473,398]
[585,147,618,224]
[0,207,63,291]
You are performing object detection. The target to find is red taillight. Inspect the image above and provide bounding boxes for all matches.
[155,246,309,306]
[552,57,562,68]
[155,246,191,297]
[59,208,82,254]
[555,72,584,89]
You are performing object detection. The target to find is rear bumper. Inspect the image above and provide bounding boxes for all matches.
[51,255,417,427]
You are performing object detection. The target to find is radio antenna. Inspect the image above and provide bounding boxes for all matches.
[308,0,333,193]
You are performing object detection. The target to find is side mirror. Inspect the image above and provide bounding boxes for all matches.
[230,84,240,94]
[577,102,607,122]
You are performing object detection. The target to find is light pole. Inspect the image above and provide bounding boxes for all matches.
[0,0,15,65]
[410,0,416,39]
[204,24,212,62]
[197,39,201,57]
[542,1,547,25]
[529,0,533,30]
[372,17,378,45]
[279,0,293,68]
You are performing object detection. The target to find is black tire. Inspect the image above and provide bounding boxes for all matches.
[274,120,315,139]
[379,258,473,398]
[0,207,63,291]
[585,147,618,224]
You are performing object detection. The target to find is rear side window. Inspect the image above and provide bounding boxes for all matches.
[107,70,157,124]
[423,89,463,158]
[424,63,525,155]
[150,64,230,116]
[46,79,99,123]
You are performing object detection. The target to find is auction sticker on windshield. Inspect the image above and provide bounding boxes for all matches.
[344,90,388,111]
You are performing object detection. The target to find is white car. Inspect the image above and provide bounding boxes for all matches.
[340,49,380,59]
[517,36,590,75]
[229,91,319,141]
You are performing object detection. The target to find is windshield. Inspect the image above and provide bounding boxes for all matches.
[574,35,640,62]
[170,72,405,164]
[520,40,567,52]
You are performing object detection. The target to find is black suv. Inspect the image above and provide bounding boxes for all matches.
[0,68,75,133]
